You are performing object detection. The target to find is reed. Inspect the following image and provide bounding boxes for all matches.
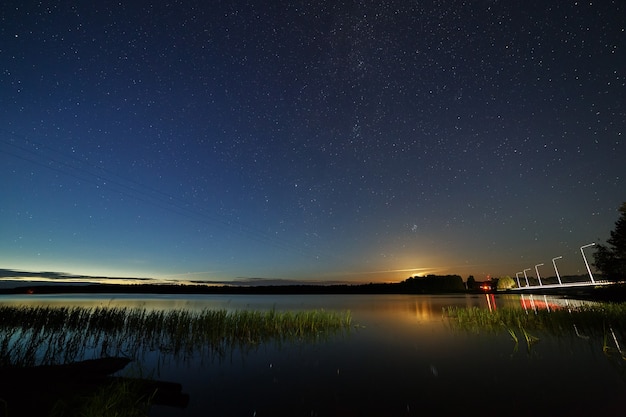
[0,305,352,367]
[443,302,626,353]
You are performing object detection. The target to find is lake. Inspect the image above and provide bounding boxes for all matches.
[1,293,625,416]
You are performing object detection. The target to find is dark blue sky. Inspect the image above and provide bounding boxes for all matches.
[1,0,624,284]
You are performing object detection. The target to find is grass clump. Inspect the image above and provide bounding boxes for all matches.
[0,306,352,367]
[443,302,626,353]
[0,306,351,416]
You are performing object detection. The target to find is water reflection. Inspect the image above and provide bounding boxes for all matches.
[0,292,595,318]
[1,294,625,416]
[517,293,598,312]
[0,293,495,323]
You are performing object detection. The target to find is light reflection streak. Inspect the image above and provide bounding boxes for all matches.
[486,293,496,311]
[518,295,596,311]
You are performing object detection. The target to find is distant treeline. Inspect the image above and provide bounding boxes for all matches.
[0,274,466,295]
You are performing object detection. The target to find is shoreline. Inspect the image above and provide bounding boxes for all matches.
[1,281,625,302]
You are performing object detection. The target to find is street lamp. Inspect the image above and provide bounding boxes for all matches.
[535,263,544,286]
[515,272,522,288]
[523,268,531,287]
[580,243,596,284]
[552,256,563,285]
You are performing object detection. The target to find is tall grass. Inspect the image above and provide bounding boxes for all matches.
[443,303,626,353]
[0,306,352,367]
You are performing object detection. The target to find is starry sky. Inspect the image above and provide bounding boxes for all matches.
[1,0,624,285]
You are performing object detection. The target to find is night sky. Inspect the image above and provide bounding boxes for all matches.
[1,1,624,284]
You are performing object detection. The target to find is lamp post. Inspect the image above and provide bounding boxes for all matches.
[515,272,522,288]
[523,268,531,287]
[535,263,544,286]
[552,256,563,285]
[580,243,596,284]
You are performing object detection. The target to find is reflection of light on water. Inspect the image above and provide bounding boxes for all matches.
[1,293,624,416]
[519,294,599,312]
[412,300,436,321]
[471,294,600,314]
[573,323,589,339]
[0,292,605,329]
[608,326,625,358]
[0,294,245,312]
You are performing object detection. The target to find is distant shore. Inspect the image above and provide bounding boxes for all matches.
[0,282,462,295]
[1,281,625,302]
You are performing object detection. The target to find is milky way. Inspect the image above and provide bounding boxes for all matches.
[1,1,624,283]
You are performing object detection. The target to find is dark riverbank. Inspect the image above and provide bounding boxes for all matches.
[0,281,463,296]
[1,280,626,302]
[0,273,467,295]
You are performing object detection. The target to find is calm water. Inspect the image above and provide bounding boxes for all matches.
[1,293,625,416]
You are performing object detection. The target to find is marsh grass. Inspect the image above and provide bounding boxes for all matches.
[0,305,352,367]
[443,303,626,354]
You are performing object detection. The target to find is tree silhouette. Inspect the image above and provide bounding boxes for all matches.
[466,275,476,290]
[594,202,626,281]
